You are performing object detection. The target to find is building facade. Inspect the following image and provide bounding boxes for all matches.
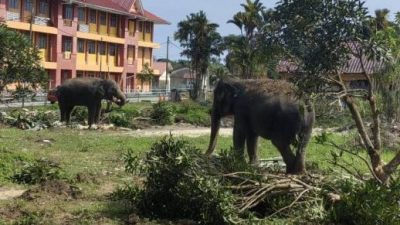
[0,0,168,92]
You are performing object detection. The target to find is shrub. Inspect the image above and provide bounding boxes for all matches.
[326,179,400,225]
[105,112,130,127]
[11,158,65,184]
[70,106,88,123]
[150,102,176,125]
[122,136,239,225]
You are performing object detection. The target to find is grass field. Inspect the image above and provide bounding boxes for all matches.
[0,126,396,224]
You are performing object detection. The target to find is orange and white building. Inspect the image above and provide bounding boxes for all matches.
[0,0,168,92]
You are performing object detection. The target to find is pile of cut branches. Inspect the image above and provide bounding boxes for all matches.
[121,136,327,224]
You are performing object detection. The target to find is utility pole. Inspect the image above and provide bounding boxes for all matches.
[165,36,170,95]
[24,1,35,108]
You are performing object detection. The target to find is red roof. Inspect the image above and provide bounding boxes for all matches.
[73,0,169,24]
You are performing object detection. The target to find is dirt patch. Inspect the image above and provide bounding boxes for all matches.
[109,123,233,138]
[0,188,26,200]
[21,180,82,200]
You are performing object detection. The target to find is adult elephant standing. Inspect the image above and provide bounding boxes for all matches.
[206,79,315,174]
[56,77,126,128]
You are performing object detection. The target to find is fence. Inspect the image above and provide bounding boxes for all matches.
[0,88,199,108]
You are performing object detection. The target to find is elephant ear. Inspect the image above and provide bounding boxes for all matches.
[95,85,105,99]
[224,82,240,98]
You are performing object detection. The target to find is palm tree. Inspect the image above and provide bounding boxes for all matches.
[174,11,222,100]
[225,0,276,79]
[374,9,390,31]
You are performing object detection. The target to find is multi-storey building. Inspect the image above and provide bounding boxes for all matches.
[0,0,168,92]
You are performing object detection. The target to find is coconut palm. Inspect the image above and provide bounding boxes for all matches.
[174,11,222,100]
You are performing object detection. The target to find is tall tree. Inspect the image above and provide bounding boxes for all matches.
[374,9,390,31]
[274,0,400,184]
[0,23,46,93]
[225,1,280,78]
[174,11,222,101]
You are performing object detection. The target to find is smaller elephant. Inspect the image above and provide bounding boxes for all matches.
[207,79,314,174]
[56,77,126,127]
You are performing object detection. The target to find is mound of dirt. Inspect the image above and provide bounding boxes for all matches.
[21,180,82,200]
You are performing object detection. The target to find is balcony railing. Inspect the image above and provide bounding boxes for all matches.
[34,16,50,26]
[78,24,89,33]
[6,12,20,21]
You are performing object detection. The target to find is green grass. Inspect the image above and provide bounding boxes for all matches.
[0,127,397,224]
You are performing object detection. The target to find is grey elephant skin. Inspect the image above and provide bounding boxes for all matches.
[206,79,315,174]
[56,77,126,127]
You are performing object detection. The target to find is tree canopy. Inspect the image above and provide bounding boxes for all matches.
[174,10,223,100]
[0,23,47,93]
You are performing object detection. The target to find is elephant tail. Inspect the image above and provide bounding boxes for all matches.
[295,98,315,172]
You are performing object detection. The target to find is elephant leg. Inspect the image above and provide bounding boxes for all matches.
[65,106,74,125]
[294,145,306,173]
[272,139,296,174]
[59,104,66,122]
[94,102,102,123]
[233,120,246,160]
[87,105,96,128]
[246,132,259,165]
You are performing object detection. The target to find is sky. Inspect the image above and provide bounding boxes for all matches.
[143,0,400,61]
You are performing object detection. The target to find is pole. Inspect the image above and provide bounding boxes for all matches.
[165,36,170,95]
[26,2,35,108]
[29,2,35,44]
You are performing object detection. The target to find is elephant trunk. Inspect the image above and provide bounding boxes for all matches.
[206,108,221,155]
[114,89,126,106]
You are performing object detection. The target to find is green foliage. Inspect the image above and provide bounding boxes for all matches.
[0,109,58,130]
[150,102,176,125]
[137,63,154,82]
[70,106,88,123]
[0,147,32,183]
[0,23,47,92]
[175,100,211,126]
[326,179,400,225]
[225,0,280,78]
[175,10,223,100]
[11,158,65,184]
[105,112,130,127]
[124,136,239,224]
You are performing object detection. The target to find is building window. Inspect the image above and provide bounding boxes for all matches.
[128,20,135,36]
[108,44,116,56]
[78,7,86,23]
[99,12,107,25]
[89,9,96,23]
[8,0,19,10]
[87,41,96,54]
[127,45,135,64]
[109,14,117,27]
[138,21,143,32]
[38,0,49,17]
[24,0,33,11]
[78,39,85,53]
[99,42,106,55]
[62,37,72,52]
[63,5,73,20]
[145,22,152,33]
[38,34,47,49]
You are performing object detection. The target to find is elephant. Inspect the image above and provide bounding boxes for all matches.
[206,79,315,174]
[56,77,126,128]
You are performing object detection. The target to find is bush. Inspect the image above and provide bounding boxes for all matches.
[105,112,130,127]
[175,100,211,126]
[11,158,65,184]
[150,102,176,125]
[326,179,400,225]
[70,106,88,123]
[122,136,239,225]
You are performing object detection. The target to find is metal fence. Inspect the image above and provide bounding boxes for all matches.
[0,88,197,108]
